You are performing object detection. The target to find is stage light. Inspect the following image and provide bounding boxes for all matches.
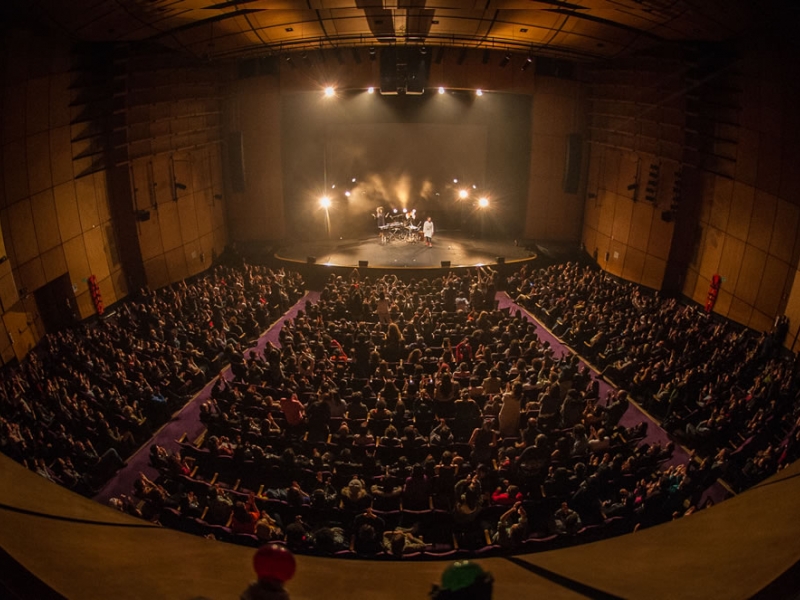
[369,47,376,61]
[476,89,483,96]
[458,189,468,199]
[402,208,408,213]
[392,208,398,213]
[438,86,445,94]
[499,53,510,68]
[367,87,374,94]
[478,197,489,208]
[352,177,356,182]
[345,191,351,197]
[331,184,336,189]
[472,184,477,189]
[522,56,533,71]
[324,86,335,97]
[453,178,458,183]
[320,196,331,208]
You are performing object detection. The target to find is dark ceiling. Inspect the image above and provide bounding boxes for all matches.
[5,0,785,63]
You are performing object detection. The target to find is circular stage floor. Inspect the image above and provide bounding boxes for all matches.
[274,232,535,269]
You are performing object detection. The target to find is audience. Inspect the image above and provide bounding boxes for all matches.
[4,258,799,562]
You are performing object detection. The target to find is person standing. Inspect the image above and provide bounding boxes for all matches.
[375,206,386,244]
[423,216,434,247]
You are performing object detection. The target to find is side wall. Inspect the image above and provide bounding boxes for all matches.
[0,30,124,362]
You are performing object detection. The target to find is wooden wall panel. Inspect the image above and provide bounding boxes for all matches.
[8,199,37,264]
[755,255,790,317]
[3,84,27,142]
[26,132,52,195]
[137,217,164,261]
[178,193,199,244]
[143,256,169,290]
[75,177,100,232]
[62,236,91,296]
[84,227,110,281]
[53,182,82,242]
[729,296,754,326]
[3,140,30,203]
[748,190,777,251]
[735,245,768,306]
[769,199,799,263]
[40,246,67,282]
[157,201,183,252]
[49,73,71,129]
[17,258,46,292]
[641,255,666,290]
[611,195,632,245]
[697,226,724,280]
[30,189,60,252]
[49,126,73,186]
[26,78,50,135]
[709,176,733,232]
[728,182,754,241]
[622,245,646,282]
[0,272,19,313]
[164,246,188,283]
[718,235,746,290]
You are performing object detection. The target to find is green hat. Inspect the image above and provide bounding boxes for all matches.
[440,561,488,592]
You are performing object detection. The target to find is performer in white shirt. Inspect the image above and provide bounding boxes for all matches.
[423,216,434,248]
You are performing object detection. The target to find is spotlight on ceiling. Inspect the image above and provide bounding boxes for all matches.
[351,47,361,64]
[320,196,331,209]
[438,86,445,94]
[476,89,483,96]
[369,47,376,61]
[324,86,335,97]
[478,197,489,208]
[522,56,533,71]
[367,86,374,94]
[420,45,427,55]
[499,53,510,68]
[458,189,468,199]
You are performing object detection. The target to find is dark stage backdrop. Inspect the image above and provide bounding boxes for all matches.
[281,91,531,240]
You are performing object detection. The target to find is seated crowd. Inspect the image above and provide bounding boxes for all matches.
[124,267,724,558]
[509,262,800,491]
[0,261,305,494]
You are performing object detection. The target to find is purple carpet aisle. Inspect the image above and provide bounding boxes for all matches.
[495,292,730,504]
[94,291,321,505]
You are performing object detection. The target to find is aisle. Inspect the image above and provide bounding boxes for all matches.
[93,291,319,505]
[495,292,730,503]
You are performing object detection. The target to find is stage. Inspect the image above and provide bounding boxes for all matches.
[274,232,536,270]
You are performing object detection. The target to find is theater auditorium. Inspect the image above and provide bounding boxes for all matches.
[1,1,799,599]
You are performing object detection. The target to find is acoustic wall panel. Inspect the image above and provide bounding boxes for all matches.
[8,199,37,264]
[84,227,110,281]
[769,199,799,263]
[728,182,755,242]
[3,140,30,203]
[18,258,46,292]
[49,126,73,186]
[40,246,67,283]
[53,182,82,242]
[31,189,60,252]
[26,132,52,195]
[748,191,777,251]
[75,177,99,232]
[157,200,183,252]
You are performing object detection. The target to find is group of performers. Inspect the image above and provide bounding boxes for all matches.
[374,207,434,246]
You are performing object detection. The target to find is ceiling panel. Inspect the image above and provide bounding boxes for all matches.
[6,0,767,62]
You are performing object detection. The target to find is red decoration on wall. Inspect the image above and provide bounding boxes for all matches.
[705,274,721,314]
[88,275,104,316]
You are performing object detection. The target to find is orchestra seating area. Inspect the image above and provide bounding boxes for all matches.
[31,258,791,563]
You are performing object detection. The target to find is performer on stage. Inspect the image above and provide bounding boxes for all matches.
[375,207,386,244]
[423,216,434,248]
